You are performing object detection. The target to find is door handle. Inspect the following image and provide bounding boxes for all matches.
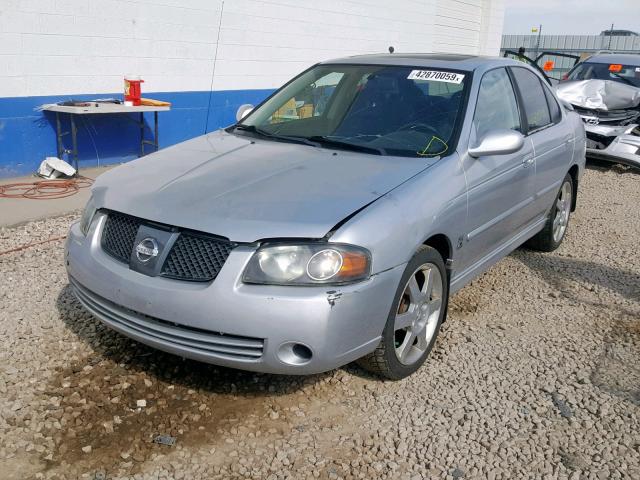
[522,155,534,168]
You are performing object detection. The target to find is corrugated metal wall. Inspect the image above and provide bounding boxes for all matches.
[501,34,640,57]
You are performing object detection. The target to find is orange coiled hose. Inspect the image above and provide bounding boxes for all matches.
[0,176,93,199]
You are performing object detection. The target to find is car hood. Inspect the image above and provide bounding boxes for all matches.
[92,130,438,242]
[555,79,640,111]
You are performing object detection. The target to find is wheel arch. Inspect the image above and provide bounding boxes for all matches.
[419,234,452,324]
[568,164,579,211]
[422,234,452,279]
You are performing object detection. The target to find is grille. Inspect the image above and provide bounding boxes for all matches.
[101,212,142,262]
[576,106,640,125]
[100,210,233,283]
[70,276,264,360]
[161,233,233,282]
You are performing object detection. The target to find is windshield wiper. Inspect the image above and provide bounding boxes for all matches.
[305,136,386,155]
[233,126,385,155]
[233,124,320,147]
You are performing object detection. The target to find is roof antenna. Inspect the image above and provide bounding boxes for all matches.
[388,46,395,54]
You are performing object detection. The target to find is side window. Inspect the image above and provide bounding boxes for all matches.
[542,85,562,124]
[510,67,552,131]
[473,68,521,140]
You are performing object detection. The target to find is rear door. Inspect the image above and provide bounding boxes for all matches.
[509,66,573,217]
[461,67,537,270]
[503,50,580,84]
[533,52,580,83]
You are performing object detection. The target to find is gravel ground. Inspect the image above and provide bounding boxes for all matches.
[1,166,639,480]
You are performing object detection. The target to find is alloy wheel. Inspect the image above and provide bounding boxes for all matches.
[553,181,572,243]
[394,263,443,366]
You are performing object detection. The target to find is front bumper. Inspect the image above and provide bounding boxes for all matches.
[65,214,403,374]
[585,123,640,169]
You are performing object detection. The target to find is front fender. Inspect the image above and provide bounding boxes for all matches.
[569,111,587,174]
[330,154,467,276]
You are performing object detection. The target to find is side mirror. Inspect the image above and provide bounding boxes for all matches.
[468,129,525,158]
[236,104,254,122]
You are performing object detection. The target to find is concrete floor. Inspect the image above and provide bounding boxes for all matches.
[0,166,114,227]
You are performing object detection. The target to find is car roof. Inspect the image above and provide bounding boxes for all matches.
[320,53,522,72]
[584,53,640,65]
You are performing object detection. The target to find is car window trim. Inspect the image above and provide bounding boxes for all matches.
[540,80,562,125]
[507,66,554,136]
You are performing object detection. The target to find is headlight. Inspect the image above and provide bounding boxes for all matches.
[79,196,97,236]
[242,243,371,285]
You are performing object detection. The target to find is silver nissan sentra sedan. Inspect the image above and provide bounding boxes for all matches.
[66,54,586,380]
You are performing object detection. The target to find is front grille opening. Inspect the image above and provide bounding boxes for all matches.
[100,210,234,283]
[101,212,142,262]
[70,277,264,360]
[161,233,234,282]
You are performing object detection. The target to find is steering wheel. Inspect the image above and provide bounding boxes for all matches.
[397,122,441,139]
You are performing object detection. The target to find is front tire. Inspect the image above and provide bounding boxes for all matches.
[357,245,448,380]
[526,173,574,252]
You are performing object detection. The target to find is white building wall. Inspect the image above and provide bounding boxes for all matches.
[433,0,481,53]
[0,0,505,98]
[478,0,506,55]
[0,0,223,97]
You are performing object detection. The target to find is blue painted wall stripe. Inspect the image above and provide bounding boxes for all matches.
[0,88,275,178]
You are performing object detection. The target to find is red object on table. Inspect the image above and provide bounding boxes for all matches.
[124,76,144,106]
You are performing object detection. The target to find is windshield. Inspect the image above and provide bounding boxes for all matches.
[567,62,640,87]
[235,64,468,157]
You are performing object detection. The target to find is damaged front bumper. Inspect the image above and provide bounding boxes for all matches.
[555,79,640,169]
[584,123,640,169]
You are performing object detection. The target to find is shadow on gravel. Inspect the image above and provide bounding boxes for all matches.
[515,251,640,405]
[515,250,640,304]
[48,284,336,475]
[586,159,640,175]
[590,319,640,406]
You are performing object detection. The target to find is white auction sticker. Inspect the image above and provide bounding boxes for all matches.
[636,67,640,72]
[408,70,465,84]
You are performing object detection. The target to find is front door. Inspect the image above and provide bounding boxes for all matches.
[461,67,537,272]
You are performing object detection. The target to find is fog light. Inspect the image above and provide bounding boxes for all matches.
[277,342,313,366]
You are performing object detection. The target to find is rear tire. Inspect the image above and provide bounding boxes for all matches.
[526,173,573,252]
[357,245,448,380]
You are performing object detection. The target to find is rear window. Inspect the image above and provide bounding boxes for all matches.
[568,62,640,87]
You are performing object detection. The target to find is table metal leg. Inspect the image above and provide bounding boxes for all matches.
[140,111,160,156]
[55,112,63,159]
[154,111,159,151]
[70,114,79,172]
[140,112,144,157]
